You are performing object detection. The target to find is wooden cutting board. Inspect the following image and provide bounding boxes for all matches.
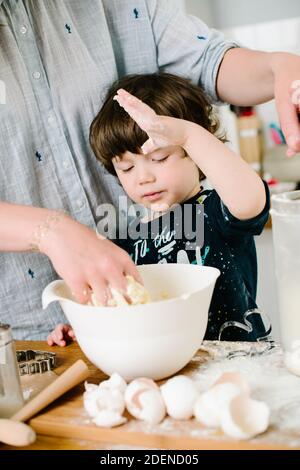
[14,340,300,450]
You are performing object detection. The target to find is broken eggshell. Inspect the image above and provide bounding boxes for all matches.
[220,394,270,440]
[213,371,250,394]
[98,372,127,394]
[194,372,250,427]
[83,373,127,427]
[194,382,243,427]
[125,378,166,424]
[92,409,127,428]
[194,371,270,439]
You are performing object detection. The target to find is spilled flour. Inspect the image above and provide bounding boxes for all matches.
[124,341,300,448]
[186,341,300,432]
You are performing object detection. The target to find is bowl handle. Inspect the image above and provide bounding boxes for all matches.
[42,280,66,309]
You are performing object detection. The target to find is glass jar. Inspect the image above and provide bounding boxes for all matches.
[0,323,24,417]
[271,191,300,352]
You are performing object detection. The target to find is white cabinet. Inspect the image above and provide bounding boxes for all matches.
[185,0,300,29]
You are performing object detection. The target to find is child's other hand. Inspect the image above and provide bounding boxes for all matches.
[47,323,76,347]
[113,89,188,154]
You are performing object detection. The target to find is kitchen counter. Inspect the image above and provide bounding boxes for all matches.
[1,340,300,450]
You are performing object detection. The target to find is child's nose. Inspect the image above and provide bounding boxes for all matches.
[137,165,156,185]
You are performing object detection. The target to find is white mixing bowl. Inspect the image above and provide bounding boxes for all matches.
[42,264,220,381]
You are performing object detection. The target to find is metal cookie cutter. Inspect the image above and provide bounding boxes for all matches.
[16,349,56,375]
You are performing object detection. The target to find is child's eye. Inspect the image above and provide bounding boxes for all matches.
[122,166,134,173]
[153,156,169,163]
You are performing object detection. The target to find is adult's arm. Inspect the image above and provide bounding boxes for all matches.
[146,1,300,156]
[217,49,300,156]
[146,0,239,103]
[0,202,140,304]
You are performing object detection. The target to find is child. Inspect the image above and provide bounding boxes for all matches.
[48,73,271,346]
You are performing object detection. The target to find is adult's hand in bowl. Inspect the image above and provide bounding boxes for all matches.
[40,215,141,305]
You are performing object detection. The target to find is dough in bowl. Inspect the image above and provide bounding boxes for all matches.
[91,275,151,307]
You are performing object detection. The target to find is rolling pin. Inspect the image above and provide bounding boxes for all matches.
[0,359,89,447]
[0,420,36,447]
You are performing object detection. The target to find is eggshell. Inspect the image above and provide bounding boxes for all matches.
[194,382,242,427]
[92,410,127,428]
[220,394,270,439]
[213,372,250,395]
[125,378,165,423]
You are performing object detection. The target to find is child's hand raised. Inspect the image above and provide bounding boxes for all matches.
[47,323,76,347]
[113,89,188,154]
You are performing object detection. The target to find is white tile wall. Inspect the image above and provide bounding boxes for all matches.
[223,17,300,54]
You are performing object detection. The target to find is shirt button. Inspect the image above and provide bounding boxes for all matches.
[47,114,56,127]
[63,160,70,169]
[32,71,41,80]
[20,25,28,34]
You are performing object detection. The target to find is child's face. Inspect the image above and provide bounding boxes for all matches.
[113,145,200,211]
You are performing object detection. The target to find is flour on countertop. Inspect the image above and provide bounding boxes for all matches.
[192,341,300,431]
[124,341,300,447]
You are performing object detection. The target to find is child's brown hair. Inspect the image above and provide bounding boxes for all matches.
[90,73,226,179]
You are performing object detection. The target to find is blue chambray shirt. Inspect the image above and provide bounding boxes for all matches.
[0,0,238,340]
